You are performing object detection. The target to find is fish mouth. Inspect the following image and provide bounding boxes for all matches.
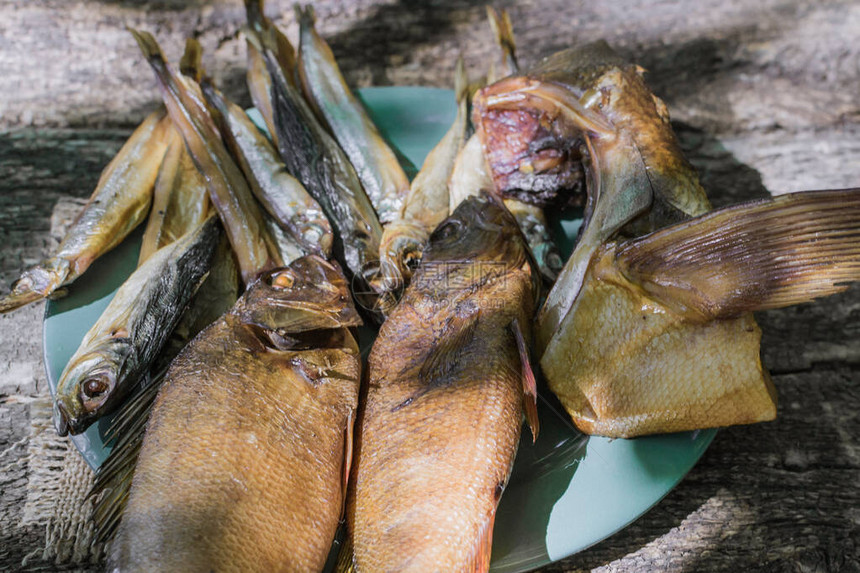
[52,400,94,437]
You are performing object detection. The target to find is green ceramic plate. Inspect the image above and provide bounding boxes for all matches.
[44,86,716,572]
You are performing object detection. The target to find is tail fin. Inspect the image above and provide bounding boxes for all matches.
[454,56,469,104]
[128,28,166,68]
[179,37,203,80]
[244,0,266,31]
[616,188,860,320]
[486,6,518,71]
[295,3,316,27]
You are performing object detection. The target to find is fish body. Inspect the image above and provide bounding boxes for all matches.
[254,27,383,296]
[203,83,333,259]
[110,255,362,572]
[0,110,171,313]
[132,30,279,285]
[53,215,221,436]
[541,187,860,437]
[347,195,539,572]
[472,41,713,349]
[138,127,210,265]
[297,6,410,226]
[91,236,239,542]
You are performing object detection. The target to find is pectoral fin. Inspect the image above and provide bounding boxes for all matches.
[616,188,860,320]
[341,407,355,519]
[511,318,539,442]
[465,511,496,573]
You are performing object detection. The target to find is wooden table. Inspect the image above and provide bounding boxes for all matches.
[1,1,858,571]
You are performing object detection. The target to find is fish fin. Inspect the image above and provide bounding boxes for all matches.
[417,305,481,385]
[486,6,518,74]
[333,533,356,573]
[179,37,203,80]
[454,56,469,104]
[295,3,315,25]
[465,511,496,573]
[511,317,539,442]
[89,372,164,544]
[244,0,266,30]
[341,407,355,519]
[616,188,860,320]
[128,28,166,67]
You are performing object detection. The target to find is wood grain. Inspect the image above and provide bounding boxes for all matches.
[0,0,858,571]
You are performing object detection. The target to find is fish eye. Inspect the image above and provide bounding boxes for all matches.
[82,377,109,399]
[430,220,463,243]
[271,270,296,289]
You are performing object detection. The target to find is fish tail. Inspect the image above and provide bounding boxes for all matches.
[616,188,860,320]
[294,2,315,26]
[179,37,204,80]
[244,0,266,30]
[454,56,469,104]
[486,6,518,71]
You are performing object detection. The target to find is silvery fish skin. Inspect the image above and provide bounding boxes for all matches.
[131,29,280,285]
[0,110,171,313]
[250,27,383,296]
[138,127,210,266]
[53,215,221,436]
[297,6,410,226]
[202,83,333,259]
[110,255,362,572]
[347,195,539,572]
[375,58,470,304]
[243,0,300,148]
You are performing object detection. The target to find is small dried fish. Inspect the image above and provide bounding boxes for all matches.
[376,57,470,306]
[203,82,333,259]
[131,29,280,285]
[0,110,172,313]
[297,5,411,226]
[53,215,221,436]
[248,26,383,296]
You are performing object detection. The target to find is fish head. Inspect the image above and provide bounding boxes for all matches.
[418,194,537,294]
[370,221,430,311]
[470,42,629,208]
[53,340,130,436]
[233,254,363,334]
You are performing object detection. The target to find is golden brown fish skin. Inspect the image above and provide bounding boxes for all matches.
[541,243,777,439]
[348,196,538,572]
[0,109,171,313]
[131,29,279,285]
[541,189,860,438]
[138,127,210,265]
[110,256,362,573]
